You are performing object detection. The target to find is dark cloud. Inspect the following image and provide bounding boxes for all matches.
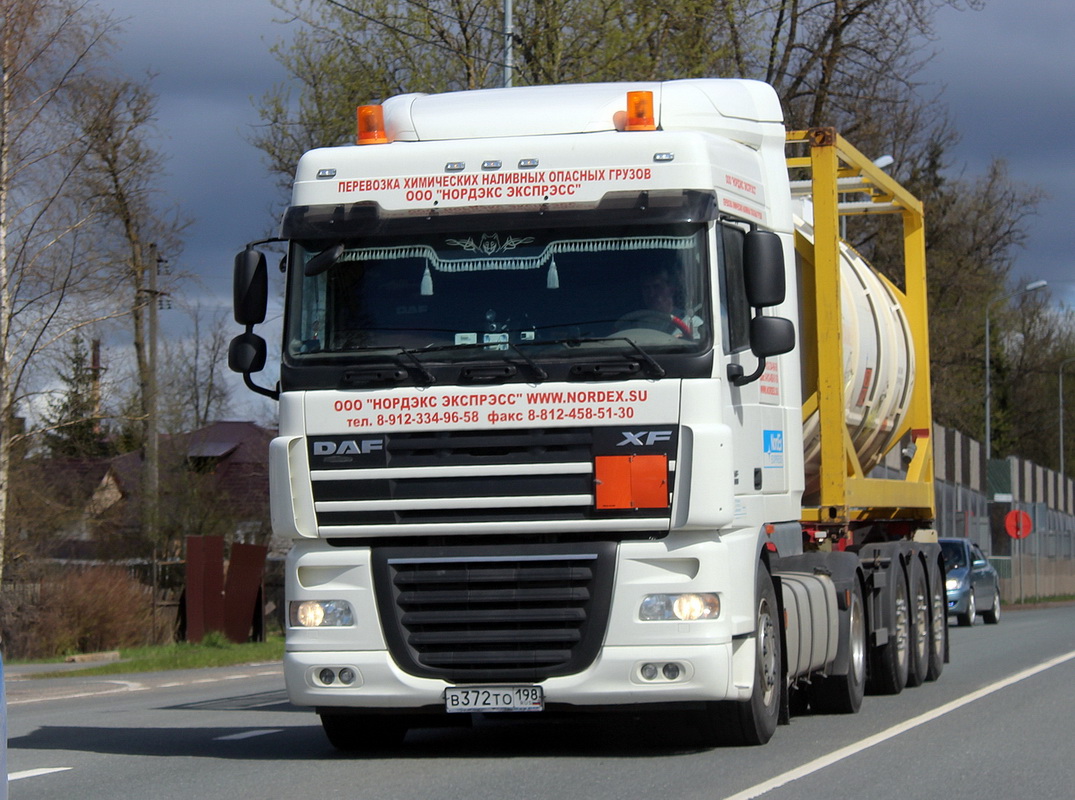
[921,0,1075,303]
[101,0,286,311]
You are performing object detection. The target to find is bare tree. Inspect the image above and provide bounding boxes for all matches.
[65,73,189,552]
[158,306,234,434]
[0,0,120,582]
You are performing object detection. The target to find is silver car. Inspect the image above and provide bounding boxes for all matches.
[940,538,1001,626]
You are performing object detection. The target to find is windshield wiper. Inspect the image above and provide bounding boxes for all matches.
[396,349,437,385]
[401,341,549,382]
[335,350,436,387]
[520,337,666,379]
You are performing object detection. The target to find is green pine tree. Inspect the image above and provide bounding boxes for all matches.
[42,336,114,460]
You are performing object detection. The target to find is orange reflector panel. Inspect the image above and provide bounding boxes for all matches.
[356,104,389,145]
[625,91,656,131]
[595,455,669,509]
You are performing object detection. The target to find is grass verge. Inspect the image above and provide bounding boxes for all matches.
[24,633,285,678]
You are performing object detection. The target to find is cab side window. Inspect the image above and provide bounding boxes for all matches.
[718,223,751,353]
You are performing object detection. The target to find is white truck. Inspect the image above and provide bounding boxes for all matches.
[230,79,946,748]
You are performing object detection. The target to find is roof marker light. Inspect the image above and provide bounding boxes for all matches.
[356,105,389,145]
[625,91,656,131]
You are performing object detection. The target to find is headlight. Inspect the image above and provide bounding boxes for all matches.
[639,593,720,621]
[290,600,354,627]
[945,577,963,591]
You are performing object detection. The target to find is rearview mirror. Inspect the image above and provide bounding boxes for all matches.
[744,230,786,308]
[229,331,267,374]
[234,247,268,326]
[751,315,796,357]
[728,315,796,387]
[304,242,345,277]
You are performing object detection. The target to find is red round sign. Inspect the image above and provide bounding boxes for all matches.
[1005,509,1032,539]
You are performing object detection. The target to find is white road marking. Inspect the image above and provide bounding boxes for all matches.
[8,767,73,781]
[213,729,284,741]
[723,648,1075,800]
[6,668,280,706]
[7,686,139,705]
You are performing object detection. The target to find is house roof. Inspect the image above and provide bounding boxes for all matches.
[107,420,275,496]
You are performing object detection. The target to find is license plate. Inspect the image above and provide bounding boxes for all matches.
[444,685,544,713]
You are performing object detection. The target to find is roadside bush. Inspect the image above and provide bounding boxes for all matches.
[7,566,158,659]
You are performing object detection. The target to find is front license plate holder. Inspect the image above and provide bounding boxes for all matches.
[444,685,544,713]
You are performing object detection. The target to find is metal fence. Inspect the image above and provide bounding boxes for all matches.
[876,424,1075,603]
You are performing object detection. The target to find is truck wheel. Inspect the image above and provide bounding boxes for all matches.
[700,565,781,746]
[957,590,976,627]
[906,559,930,688]
[926,566,947,681]
[320,713,407,753]
[809,579,866,714]
[869,559,909,695]
[983,585,1001,624]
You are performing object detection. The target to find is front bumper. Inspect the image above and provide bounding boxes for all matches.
[946,588,970,615]
[285,641,742,710]
[283,528,765,712]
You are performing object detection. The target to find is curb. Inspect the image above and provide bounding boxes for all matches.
[64,651,121,664]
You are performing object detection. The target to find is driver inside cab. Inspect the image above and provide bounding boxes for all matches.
[633,268,696,338]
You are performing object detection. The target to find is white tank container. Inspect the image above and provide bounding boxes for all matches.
[796,214,915,500]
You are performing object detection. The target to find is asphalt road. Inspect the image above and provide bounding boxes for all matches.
[5,606,1074,800]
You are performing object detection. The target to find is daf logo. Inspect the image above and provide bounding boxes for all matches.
[617,430,673,447]
[313,439,385,456]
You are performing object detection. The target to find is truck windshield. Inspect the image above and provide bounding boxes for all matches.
[285,222,711,362]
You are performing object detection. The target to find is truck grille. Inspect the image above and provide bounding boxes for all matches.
[309,427,675,534]
[372,542,617,682]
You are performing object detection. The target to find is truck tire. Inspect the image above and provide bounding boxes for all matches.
[869,559,910,695]
[320,712,407,753]
[700,565,781,746]
[983,584,1001,624]
[906,559,930,688]
[926,560,947,681]
[808,579,866,714]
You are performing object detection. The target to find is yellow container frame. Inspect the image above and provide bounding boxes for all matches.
[787,128,935,528]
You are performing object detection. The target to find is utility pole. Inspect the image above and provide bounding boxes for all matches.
[1059,357,1075,511]
[503,0,513,87]
[143,243,160,549]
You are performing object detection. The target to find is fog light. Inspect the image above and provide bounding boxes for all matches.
[641,663,659,680]
[319,668,336,685]
[663,663,681,680]
[338,667,356,685]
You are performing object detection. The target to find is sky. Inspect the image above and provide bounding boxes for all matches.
[100,0,288,312]
[919,0,1075,306]
[96,0,1075,415]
